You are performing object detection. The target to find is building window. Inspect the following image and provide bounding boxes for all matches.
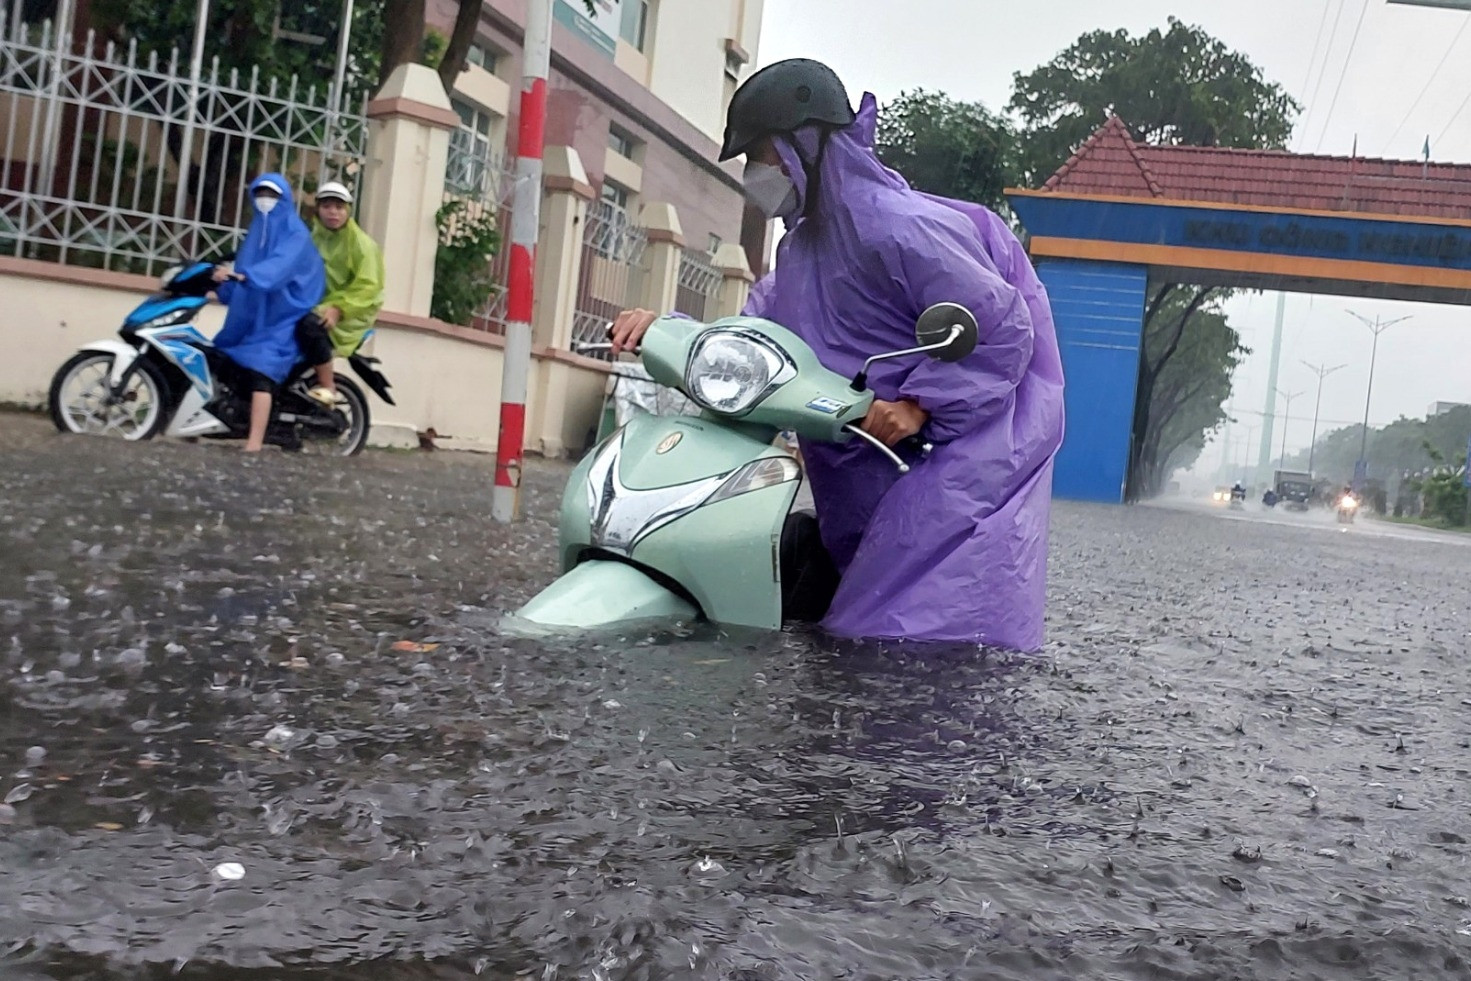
[708,233,722,255]
[601,179,631,210]
[448,98,496,196]
[619,0,650,51]
[465,43,498,75]
[608,125,638,160]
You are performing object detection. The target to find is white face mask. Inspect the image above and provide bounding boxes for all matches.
[742,162,799,220]
[253,195,280,215]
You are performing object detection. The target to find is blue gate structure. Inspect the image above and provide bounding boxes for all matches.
[1008,117,1471,502]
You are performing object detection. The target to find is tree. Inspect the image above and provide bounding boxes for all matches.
[1008,17,1301,185]
[95,0,601,107]
[874,90,1017,213]
[1130,287,1247,497]
[1284,405,1471,491]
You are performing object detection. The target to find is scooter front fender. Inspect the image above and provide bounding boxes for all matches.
[507,559,699,634]
[75,340,141,389]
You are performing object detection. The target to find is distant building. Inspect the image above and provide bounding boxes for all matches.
[431,0,769,273]
[1427,401,1470,417]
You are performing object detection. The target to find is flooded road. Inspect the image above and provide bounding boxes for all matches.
[4,412,1471,980]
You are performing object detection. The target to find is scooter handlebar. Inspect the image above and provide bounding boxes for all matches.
[843,423,929,474]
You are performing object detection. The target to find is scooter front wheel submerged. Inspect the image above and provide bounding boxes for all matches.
[48,352,169,441]
[505,559,699,636]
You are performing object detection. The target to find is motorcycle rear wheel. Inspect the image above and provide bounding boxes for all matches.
[48,352,169,441]
[293,373,370,456]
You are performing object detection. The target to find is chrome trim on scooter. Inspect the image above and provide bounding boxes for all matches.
[585,433,734,554]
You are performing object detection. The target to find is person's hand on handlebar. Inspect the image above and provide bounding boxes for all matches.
[609,308,658,355]
[862,399,928,447]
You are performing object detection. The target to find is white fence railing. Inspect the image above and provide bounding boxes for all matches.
[574,198,646,359]
[442,137,515,333]
[674,247,721,322]
[0,17,366,274]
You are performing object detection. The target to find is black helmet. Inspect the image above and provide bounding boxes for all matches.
[719,58,855,161]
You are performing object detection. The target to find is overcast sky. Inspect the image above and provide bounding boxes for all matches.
[757,0,1471,477]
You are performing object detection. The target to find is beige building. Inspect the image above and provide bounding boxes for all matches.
[431,0,770,273]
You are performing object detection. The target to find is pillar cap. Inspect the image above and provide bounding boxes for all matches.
[714,242,753,281]
[367,63,457,129]
[545,146,594,200]
[639,202,684,246]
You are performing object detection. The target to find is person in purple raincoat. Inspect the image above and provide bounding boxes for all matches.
[611,60,1065,651]
[211,174,326,452]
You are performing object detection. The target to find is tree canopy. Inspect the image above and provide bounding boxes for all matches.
[1008,16,1301,185]
[873,90,1017,213]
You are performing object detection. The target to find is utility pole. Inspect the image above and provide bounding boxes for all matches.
[1257,293,1287,477]
[493,0,553,523]
[1276,388,1303,470]
[1346,311,1411,489]
[1302,360,1347,476]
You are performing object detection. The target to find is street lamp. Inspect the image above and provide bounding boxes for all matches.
[1276,388,1302,470]
[1301,360,1347,476]
[1346,311,1412,488]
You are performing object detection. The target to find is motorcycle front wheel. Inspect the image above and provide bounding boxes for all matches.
[48,352,169,441]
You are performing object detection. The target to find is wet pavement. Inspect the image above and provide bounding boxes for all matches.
[3,410,1471,980]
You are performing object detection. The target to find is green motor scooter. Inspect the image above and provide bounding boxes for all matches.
[507,303,978,633]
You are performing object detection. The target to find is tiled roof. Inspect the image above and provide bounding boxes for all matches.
[1039,117,1471,221]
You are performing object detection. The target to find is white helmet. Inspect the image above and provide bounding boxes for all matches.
[317,180,353,204]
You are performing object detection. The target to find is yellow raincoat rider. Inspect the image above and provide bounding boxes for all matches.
[297,180,385,406]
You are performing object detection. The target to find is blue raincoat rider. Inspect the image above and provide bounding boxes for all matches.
[212,174,326,452]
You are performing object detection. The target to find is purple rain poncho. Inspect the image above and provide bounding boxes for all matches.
[213,174,326,384]
[745,94,1065,651]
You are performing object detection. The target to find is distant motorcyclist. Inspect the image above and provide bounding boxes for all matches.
[1230,481,1246,500]
[1262,488,1278,507]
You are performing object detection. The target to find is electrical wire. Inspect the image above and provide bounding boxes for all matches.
[1297,0,1350,151]
[1299,0,1333,98]
[1434,82,1471,149]
[1382,14,1470,155]
[1313,0,1373,153]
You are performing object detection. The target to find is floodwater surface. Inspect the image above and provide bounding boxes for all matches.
[3,413,1471,980]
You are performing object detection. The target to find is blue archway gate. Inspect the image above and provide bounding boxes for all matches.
[1007,117,1471,502]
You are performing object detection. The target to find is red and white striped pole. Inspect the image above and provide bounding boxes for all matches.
[493,0,553,523]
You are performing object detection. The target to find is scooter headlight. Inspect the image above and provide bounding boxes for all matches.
[137,309,193,330]
[685,331,786,415]
[705,456,801,506]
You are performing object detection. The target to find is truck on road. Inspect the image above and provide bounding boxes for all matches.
[1274,470,1314,511]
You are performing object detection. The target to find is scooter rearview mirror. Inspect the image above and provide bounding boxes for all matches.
[914,302,978,363]
[849,303,980,391]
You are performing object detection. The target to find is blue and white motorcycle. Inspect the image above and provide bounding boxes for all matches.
[47,261,394,455]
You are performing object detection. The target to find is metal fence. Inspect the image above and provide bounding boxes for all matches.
[573,197,646,359]
[0,16,366,274]
[674,247,721,322]
[442,135,515,333]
